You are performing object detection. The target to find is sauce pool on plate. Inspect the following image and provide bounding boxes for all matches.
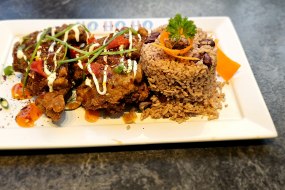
[85,110,100,123]
[16,103,43,127]
[11,83,32,100]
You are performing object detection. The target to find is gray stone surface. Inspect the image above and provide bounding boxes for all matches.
[0,0,284,189]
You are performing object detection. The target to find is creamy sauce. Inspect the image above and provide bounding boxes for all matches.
[103,35,109,63]
[128,29,133,51]
[88,43,100,52]
[85,30,90,43]
[43,60,52,76]
[137,34,142,42]
[48,42,56,52]
[51,27,56,36]
[76,54,83,69]
[85,77,92,87]
[17,49,27,61]
[36,32,43,42]
[72,24,80,42]
[119,44,124,52]
[133,60,137,78]
[53,46,63,69]
[124,59,133,73]
[87,64,108,95]
[63,30,69,42]
[47,72,57,92]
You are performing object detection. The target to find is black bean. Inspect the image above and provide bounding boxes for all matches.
[145,32,160,44]
[198,39,215,47]
[203,53,212,66]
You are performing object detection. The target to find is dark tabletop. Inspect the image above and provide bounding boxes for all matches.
[0,0,284,189]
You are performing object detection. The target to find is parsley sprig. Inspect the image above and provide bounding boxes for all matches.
[166,14,197,41]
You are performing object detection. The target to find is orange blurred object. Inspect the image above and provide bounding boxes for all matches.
[11,83,32,100]
[16,103,43,128]
[216,47,241,81]
[85,110,100,123]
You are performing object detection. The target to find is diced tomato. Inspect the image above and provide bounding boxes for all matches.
[30,60,47,78]
[70,49,78,58]
[107,35,129,50]
[90,63,103,77]
[87,34,97,44]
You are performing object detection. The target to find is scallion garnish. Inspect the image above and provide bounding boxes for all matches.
[52,24,75,38]
[86,28,130,66]
[0,97,9,109]
[23,28,50,93]
[46,35,87,54]
[3,66,14,76]
[113,64,125,74]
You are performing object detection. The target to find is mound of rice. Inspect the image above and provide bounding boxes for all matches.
[140,27,224,123]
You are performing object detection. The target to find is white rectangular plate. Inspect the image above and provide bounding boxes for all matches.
[0,17,277,149]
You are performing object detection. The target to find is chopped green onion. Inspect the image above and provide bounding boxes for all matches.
[113,64,125,74]
[53,24,75,38]
[25,44,34,51]
[81,24,90,33]
[3,66,14,76]
[46,35,88,55]
[23,28,50,92]
[130,28,138,35]
[61,45,68,61]
[101,49,136,56]
[87,28,130,66]
[0,97,9,109]
[58,48,137,66]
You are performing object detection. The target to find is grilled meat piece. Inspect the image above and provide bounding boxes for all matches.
[35,91,66,121]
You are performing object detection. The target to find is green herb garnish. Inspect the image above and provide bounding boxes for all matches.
[113,63,125,74]
[46,35,87,54]
[166,14,197,41]
[86,28,130,66]
[0,97,9,109]
[3,66,14,76]
[23,28,50,92]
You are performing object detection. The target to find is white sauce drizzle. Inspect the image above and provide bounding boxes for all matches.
[72,24,80,42]
[85,77,92,87]
[87,64,108,95]
[133,60,137,78]
[43,60,52,75]
[137,34,142,42]
[47,72,57,92]
[103,35,109,63]
[36,50,41,58]
[124,59,133,73]
[17,49,27,61]
[63,30,69,42]
[53,46,63,69]
[43,60,56,92]
[51,27,56,36]
[128,29,133,51]
[48,42,56,52]
[76,54,83,69]
[85,31,90,43]
[103,34,109,45]
[88,43,100,52]
[36,32,43,42]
